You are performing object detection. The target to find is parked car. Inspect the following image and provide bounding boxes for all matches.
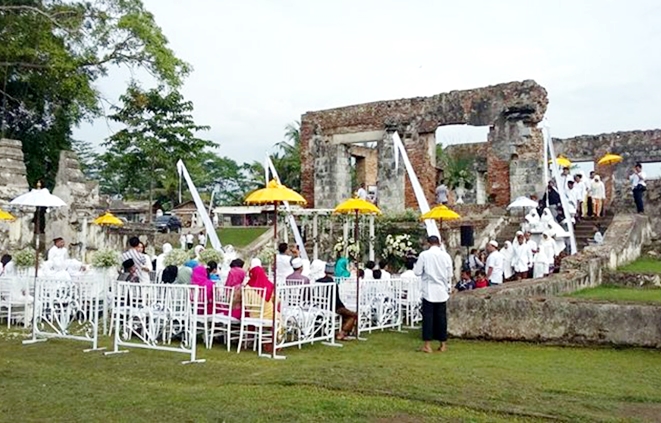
[154,215,182,233]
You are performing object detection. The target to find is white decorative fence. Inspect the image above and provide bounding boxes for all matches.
[338,278,405,335]
[276,282,338,351]
[23,277,104,352]
[400,278,422,328]
[105,282,204,364]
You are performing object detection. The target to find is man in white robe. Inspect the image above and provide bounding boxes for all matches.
[511,232,531,280]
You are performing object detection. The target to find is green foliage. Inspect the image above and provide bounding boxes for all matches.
[272,121,301,191]
[198,248,223,265]
[436,143,475,190]
[0,0,189,187]
[98,83,216,208]
[71,138,100,181]
[163,249,189,267]
[13,248,36,269]
[91,248,119,268]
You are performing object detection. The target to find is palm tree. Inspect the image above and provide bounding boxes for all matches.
[272,121,301,191]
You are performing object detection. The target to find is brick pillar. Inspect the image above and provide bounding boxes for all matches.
[403,131,436,209]
[487,118,544,206]
[312,138,351,209]
[300,121,315,208]
[377,132,406,212]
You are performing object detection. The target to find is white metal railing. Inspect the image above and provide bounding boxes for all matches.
[338,278,404,335]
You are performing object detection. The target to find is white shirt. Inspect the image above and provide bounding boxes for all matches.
[363,268,373,280]
[400,269,416,279]
[48,245,69,263]
[357,188,368,200]
[436,185,449,203]
[413,245,452,303]
[485,250,504,284]
[198,234,206,245]
[574,180,586,201]
[526,239,538,254]
[185,234,194,244]
[275,254,293,285]
[630,171,646,188]
[591,181,606,199]
[380,269,391,280]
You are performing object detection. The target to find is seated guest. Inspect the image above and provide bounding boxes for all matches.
[317,263,357,340]
[175,264,193,284]
[334,252,351,278]
[400,257,417,279]
[286,257,310,285]
[207,260,220,282]
[118,258,140,283]
[364,260,376,279]
[455,270,475,291]
[191,266,214,314]
[474,269,488,289]
[588,224,604,245]
[378,260,391,280]
[161,265,178,284]
[0,254,14,277]
[225,259,246,319]
[372,269,382,280]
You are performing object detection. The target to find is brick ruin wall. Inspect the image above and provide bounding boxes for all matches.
[554,130,661,229]
[301,80,549,210]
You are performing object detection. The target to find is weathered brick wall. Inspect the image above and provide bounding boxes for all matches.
[301,80,549,209]
[349,145,377,187]
[553,129,661,208]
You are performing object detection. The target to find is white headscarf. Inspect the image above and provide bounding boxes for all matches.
[500,240,513,260]
[194,245,205,260]
[525,208,540,224]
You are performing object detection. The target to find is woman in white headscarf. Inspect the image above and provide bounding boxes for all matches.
[511,232,531,280]
[194,245,205,261]
[591,175,606,218]
[155,243,173,273]
[525,208,541,232]
[500,241,514,281]
[539,231,557,275]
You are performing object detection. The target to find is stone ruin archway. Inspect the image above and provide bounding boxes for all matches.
[300,80,549,210]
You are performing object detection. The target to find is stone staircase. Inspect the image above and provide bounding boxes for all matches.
[493,212,614,249]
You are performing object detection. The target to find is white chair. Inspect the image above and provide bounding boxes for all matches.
[208,285,241,351]
[0,278,32,328]
[237,287,273,356]
[193,287,212,349]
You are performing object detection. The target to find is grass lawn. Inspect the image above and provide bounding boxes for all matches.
[567,284,661,304]
[216,227,269,248]
[618,256,661,274]
[1,330,660,422]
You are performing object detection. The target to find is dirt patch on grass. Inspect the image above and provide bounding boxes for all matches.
[618,402,661,422]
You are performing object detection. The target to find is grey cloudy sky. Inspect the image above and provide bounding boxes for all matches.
[75,0,661,164]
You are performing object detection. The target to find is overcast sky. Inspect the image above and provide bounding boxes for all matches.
[75,0,661,164]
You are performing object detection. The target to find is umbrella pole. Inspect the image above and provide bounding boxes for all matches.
[25,209,43,344]
[271,201,279,359]
[354,209,363,340]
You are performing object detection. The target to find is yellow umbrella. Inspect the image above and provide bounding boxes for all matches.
[92,212,124,226]
[597,153,623,166]
[549,156,572,168]
[244,179,307,358]
[245,179,307,205]
[333,198,381,340]
[420,205,461,230]
[0,208,16,221]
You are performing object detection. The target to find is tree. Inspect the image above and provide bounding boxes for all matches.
[71,138,99,181]
[0,0,189,187]
[272,121,301,191]
[98,84,215,219]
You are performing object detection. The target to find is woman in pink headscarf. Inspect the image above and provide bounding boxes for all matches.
[224,258,246,319]
[244,258,281,353]
[191,265,214,314]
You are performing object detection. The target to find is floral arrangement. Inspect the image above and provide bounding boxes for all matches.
[164,249,190,267]
[333,236,359,258]
[198,248,224,265]
[13,248,36,269]
[256,243,277,267]
[91,249,120,268]
[382,234,413,270]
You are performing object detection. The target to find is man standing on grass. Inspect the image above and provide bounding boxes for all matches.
[414,235,453,353]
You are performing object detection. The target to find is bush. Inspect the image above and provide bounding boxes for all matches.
[13,248,36,269]
[198,248,224,265]
[164,249,190,267]
[91,249,120,268]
